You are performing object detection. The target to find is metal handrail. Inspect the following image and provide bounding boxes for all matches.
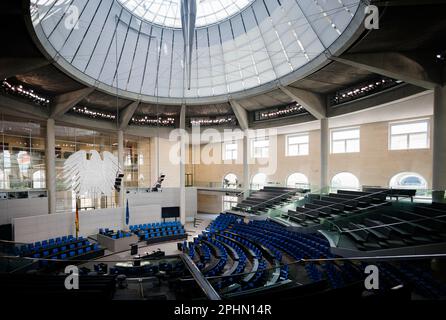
[240,188,305,212]
[287,188,391,219]
[2,251,446,274]
[340,212,446,234]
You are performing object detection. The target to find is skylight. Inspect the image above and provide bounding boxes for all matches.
[117,0,254,28]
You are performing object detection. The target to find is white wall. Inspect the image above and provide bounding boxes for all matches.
[0,197,48,225]
[150,138,181,188]
[13,188,197,243]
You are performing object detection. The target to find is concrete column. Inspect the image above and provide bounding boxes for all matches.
[117,130,124,209]
[243,133,250,198]
[180,105,186,224]
[432,86,446,203]
[45,118,56,214]
[320,118,329,194]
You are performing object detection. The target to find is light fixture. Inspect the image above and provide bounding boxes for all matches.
[131,115,175,126]
[330,77,401,106]
[1,80,50,106]
[72,106,116,120]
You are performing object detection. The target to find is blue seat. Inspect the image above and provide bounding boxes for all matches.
[52,248,58,254]
[61,253,67,259]
[93,244,99,251]
[42,240,48,246]
[78,249,84,255]
[85,247,91,252]
[56,237,61,243]
[61,246,67,251]
[62,236,67,242]
[69,244,75,249]
[49,239,55,245]
[69,251,76,257]
[77,242,83,247]
[43,251,49,257]
[33,253,40,258]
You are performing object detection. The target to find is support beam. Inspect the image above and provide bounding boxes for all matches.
[50,87,94,119]
[332,52,442,90]
[45,118,56,214]
[180,104,187,224]
[432,86,446,203]
[119,101,139,130]
[243,134,250,198]
[229,99,249,130]
[229,100,250,197]
[0,58,50,79]
[279,85,326,119]
[320,118,329,194]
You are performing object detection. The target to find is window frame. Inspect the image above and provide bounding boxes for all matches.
[330,127,360,154]
[285,133,309,157]
[222,195,238,211]
[250,137,269,159]
[223,142,238,161]
[388,118,430,151]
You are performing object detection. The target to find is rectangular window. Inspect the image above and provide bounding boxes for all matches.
[223,142,237,160]
[331,127,360,154]
[389,119,429,150]
[223,195,238,211]
[251,138,269,158]
[286,133,309,156]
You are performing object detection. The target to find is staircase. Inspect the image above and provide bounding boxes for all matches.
[228,186,309,216]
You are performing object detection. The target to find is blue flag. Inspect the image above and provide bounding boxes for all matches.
[125,199,130,225]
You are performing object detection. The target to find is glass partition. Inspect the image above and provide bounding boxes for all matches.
[0,114,46,190]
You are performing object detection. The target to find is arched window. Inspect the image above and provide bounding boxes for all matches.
[389,172,427,190]
[286,173,309,188]
[251,173,267,190]
[33,170,45,189]
[331,172,360,190]
[223,173,238,189]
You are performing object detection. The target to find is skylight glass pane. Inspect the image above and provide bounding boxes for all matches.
[117,0,255,28]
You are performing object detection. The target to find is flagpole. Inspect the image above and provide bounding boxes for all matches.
[75,196,79,238]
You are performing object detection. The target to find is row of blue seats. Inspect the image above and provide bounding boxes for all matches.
[129,221,181,231]
[226,217,353,289]
[212,235,248,281]
[19,236,85,256]
[38,244,101,267]
[31,240,93,258]
[206,216,239,232]
[141,228,185,239]
[232,223,333,260]
[205,238,228,277]
[205,230,270,289]
[211,214,338,286]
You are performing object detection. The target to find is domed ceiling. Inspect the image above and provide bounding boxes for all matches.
[29,0,363,104]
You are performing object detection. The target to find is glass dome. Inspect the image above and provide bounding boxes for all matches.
[29,0,365,104]
[117,0,255,28]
